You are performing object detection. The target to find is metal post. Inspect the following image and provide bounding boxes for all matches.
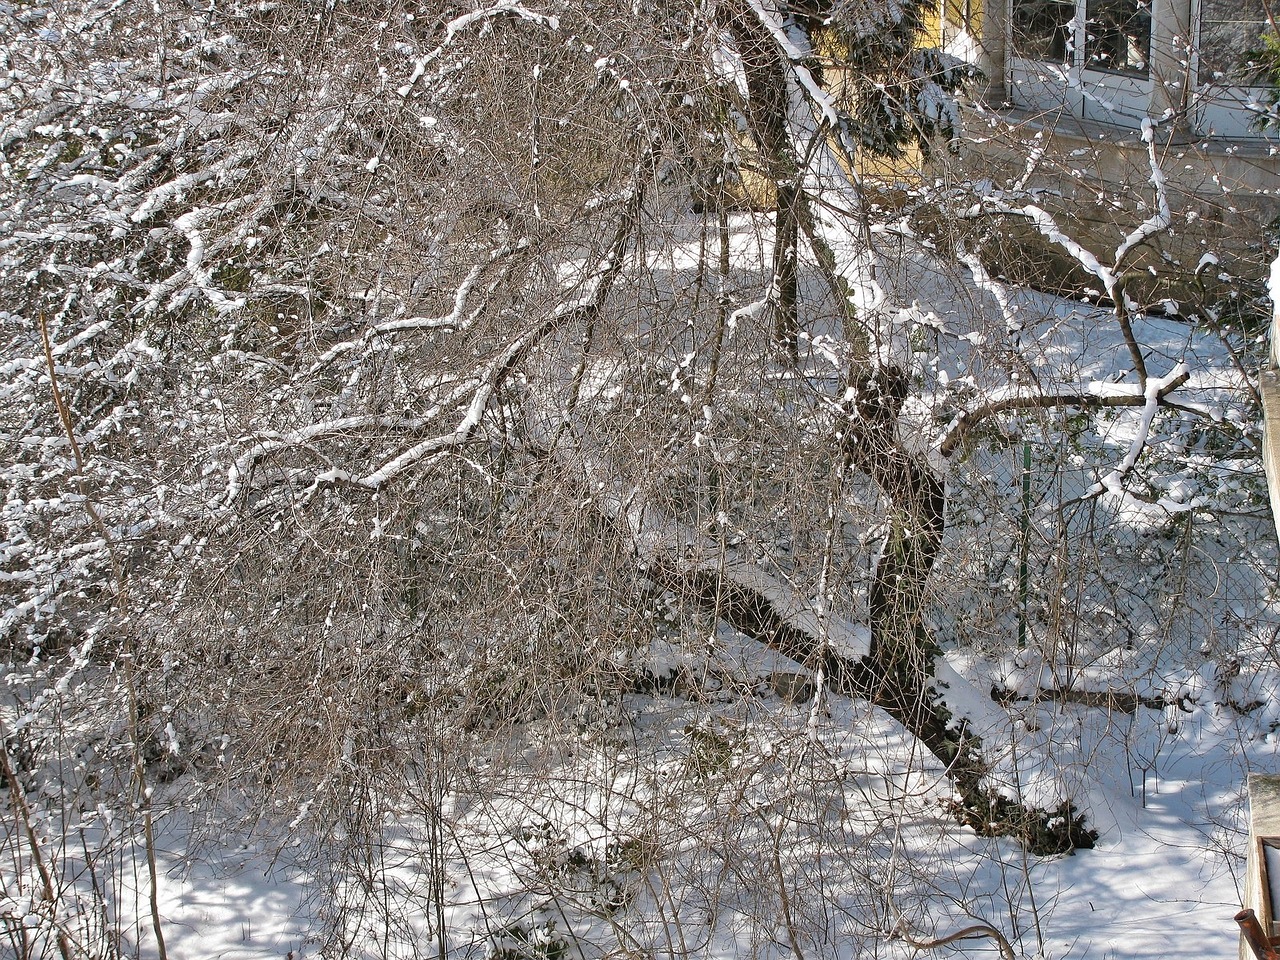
[1017,439,1031,648]
[1236,908,1280,960]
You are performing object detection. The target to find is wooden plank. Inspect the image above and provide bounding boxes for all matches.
[1243,777,1280,959]
[1259,368,1280,549]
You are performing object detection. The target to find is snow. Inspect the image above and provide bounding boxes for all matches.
[1037,722,1251,958]
[34,671,1259,960]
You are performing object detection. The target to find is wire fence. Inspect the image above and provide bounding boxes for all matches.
[931,430,1279,686]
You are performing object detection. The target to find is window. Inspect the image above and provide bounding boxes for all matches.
[1005,0,1277,136]
[1084,0,1151,74]
[1197,0,1271,85]
[1013,0,1074,61]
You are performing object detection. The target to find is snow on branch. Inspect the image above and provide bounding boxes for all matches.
[139,195,257,314]
[379,265,487,334]
[50,319,114,356]
[305,256,499,377]
[398,0,560,98]
[962,200,1116,292]
[746,0,841,131]
[958,250,1022,332]
[1090,363,1189,499]
[937,364,1191,458]
[1113,119,1172,271]
[224,316,558,504]
[354,315,561,490]
[223,206,638,503]
[349,225,632,491]
[958,199,1155,382]
[220,407,470,507]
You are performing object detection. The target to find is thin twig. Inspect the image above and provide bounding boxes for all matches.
[39,313,170,960]
[0,735,73,960]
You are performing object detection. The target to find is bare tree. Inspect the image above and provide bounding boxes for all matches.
[1,0,1272,955]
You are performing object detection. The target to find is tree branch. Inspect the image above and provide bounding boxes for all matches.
[223,192,642,503]
[894,922,1017,960]
[938,367,1192,458]
[957,201,1150,383]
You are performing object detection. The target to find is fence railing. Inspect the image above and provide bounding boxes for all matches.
[1240,775,1280,959]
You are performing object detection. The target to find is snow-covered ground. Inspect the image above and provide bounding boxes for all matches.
[4,211,1275,960]
[118,672,1268,960]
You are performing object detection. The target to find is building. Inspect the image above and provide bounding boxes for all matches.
[953,0,1275,137]
[939,0,1279,277]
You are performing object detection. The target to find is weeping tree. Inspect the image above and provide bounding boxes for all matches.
[0,2,1247,950]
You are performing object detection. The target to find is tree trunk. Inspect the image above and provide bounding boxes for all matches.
[838,367,1094,853]
[695,8,1095,854]
[773,181,800,361]
[722,0,801,360]
[844,368,945,709]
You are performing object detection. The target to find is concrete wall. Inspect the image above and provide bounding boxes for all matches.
[942,108,1280,277]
